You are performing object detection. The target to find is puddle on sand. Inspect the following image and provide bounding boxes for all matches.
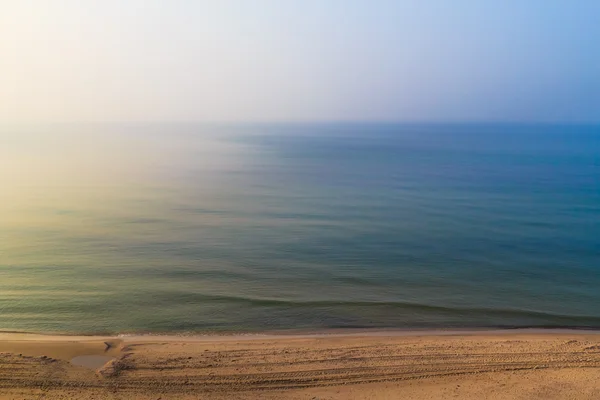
[71,355,114,369]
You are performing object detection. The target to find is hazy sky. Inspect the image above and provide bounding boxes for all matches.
[2,0,599,123]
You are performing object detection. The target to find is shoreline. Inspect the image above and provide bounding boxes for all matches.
[2,326,600,341]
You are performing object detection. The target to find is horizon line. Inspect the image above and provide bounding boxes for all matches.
[2,120,600,126]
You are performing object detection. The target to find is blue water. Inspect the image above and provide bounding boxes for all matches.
[1,123,599,334]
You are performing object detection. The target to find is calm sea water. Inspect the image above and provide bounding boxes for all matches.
[1,123,599,334]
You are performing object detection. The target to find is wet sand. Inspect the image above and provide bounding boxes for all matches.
[1,330,599,399]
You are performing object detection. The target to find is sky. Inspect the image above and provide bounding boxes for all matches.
[1,0,599,123]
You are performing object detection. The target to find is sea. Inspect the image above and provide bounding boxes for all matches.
[1,123,599,334]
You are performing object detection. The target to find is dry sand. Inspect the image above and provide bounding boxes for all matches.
[1,330,599,399]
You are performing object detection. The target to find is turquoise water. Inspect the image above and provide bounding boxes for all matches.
[1,123,599,334]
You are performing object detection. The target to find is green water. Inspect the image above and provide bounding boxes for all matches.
[1,123,599,334]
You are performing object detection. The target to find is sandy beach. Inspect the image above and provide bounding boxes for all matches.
[0,330,599,399]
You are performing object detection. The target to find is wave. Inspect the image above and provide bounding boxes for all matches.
[152,292,600,326]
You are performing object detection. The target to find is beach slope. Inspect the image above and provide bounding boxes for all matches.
[1,331,599,399]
